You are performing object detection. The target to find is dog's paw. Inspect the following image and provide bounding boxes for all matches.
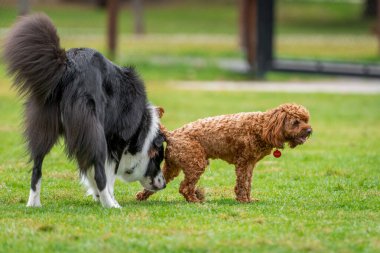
[26,190,42,207]
[236,196,257,203]
[101,200,122,208]
[99,190,122,208]
[236,197,259,203]
[26,202,42,208]
[184,194,204,203]
[136,190,151,201]
[195,188,206,202]
[112,201,122,209]
[251,197,260,202]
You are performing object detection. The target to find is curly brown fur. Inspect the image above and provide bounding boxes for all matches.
[136,103,312,203]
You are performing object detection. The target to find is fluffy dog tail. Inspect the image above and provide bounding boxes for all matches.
[159,124,172,143]
[3,13,67,102]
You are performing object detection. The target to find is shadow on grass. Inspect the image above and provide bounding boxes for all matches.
[2,197,265,215]
[122,197,265,207]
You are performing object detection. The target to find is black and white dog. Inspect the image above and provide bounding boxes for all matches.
[3,14,166,208]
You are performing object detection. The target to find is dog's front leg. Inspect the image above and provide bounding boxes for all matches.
[105,160,120,207]
[94,161,121,208]
[82,161,120,207]
[81,168,100,201]
[234,163,254,202]
[136,189,154,201]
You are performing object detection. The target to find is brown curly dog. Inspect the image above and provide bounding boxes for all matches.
[136,103,312,203]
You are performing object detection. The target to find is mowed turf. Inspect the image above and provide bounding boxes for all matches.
[0,64,379,252]
[0,2,379,252]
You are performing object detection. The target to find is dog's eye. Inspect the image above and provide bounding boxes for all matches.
[293,120,300,127]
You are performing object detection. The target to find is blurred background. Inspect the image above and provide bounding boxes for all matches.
[1,0,379,81]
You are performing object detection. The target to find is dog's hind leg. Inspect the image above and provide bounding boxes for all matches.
[25,101,60,207]
[27,156,44,207]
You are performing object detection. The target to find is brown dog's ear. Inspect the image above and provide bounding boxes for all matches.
[155,107,164,118]
[262,109,286,148]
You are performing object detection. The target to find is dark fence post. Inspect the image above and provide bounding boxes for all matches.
[255,0,275,78]
[18,0,29,16]
[133,0,145,35]
[239,0,257,68]
[378,0,380,55]
[107,0,119,59]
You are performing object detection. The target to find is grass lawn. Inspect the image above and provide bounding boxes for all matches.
[0,2,380,252]
[0,63,380,252]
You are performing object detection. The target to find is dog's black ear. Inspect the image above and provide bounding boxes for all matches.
[153,133,165,148]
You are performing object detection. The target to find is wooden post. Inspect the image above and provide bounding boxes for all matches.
[107,0,119,59]
[18,0,29,16]
[133,0,145,35]
[378,0,380,54]
[239,0,257,69]
[239,0,247,51]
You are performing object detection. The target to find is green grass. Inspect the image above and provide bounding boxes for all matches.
[0,64,380,252]
[0,3,238,35]
[276,0,372,35]
[0,2,380,252]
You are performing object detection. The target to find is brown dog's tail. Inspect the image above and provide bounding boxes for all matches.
[159,124,172,143]
[154,106,172,143]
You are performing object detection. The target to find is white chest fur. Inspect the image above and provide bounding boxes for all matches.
[116,104,159,182]
[116,151,149,182]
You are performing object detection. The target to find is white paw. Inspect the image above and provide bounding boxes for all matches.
[26,202,42,207]
[26,189,41,207]
[102,200,122,208]
[113,201,122,209]
[91,193,100,202]
[99,190,122,208]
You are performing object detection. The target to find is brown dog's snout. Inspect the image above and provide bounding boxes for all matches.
[300,127,312,139]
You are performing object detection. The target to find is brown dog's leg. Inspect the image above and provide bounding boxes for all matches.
[136,162,180,201]
[179,177,202,203]
[180,162,207,203]
[155,106,164,118]
[234,163,254,202]
[136,189,154,201]
[194,187,205,202]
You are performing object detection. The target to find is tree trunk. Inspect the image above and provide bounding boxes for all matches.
[363,0,378,18]
[107,0,119,59]
[239,0,257,68]
[18,0,29,16]
[133,0,145,35]
[377,0,380,54]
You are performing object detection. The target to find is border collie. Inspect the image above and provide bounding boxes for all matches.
[3,14,166,208]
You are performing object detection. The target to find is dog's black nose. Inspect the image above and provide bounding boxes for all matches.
[306,128,313,135]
